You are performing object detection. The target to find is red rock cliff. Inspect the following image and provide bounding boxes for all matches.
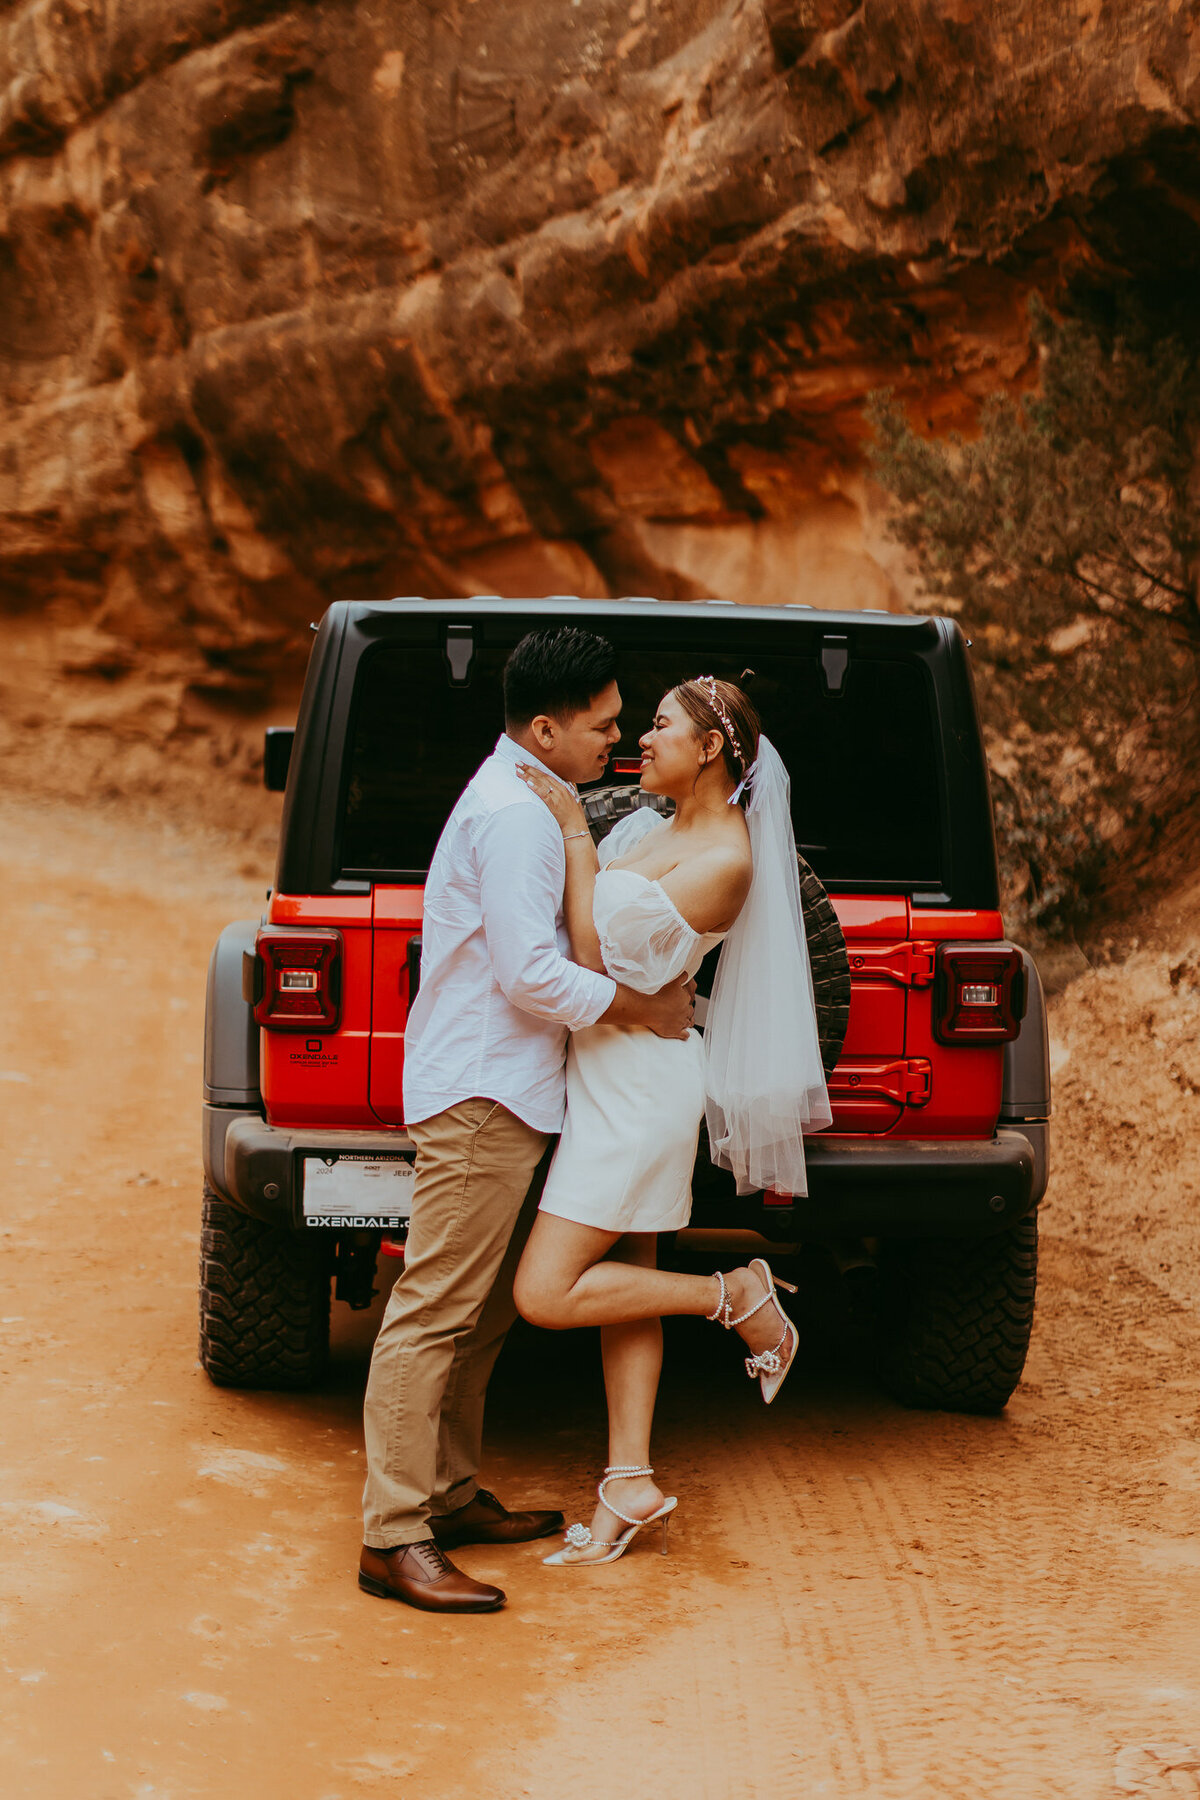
[1,0,1197,700]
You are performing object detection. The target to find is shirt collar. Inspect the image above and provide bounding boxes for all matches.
[495,733,580,797]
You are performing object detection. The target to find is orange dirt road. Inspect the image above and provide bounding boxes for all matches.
[1,796,1198,1800]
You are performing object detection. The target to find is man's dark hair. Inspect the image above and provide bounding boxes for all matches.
[503,627,618,725]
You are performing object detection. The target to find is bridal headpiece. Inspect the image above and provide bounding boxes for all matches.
[692,675,746,771]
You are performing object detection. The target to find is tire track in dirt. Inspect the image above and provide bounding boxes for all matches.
[506,1259,1200,1800]
[2,795,1200,1800]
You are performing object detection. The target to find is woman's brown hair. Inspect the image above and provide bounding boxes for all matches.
[672,677,761,787]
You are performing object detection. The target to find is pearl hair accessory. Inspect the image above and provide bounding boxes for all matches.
[692,675,746,770]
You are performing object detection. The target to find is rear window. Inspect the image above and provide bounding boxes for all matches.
[339,638,943,890]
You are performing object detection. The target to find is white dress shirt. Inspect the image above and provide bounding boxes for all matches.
[402,734,617,1133]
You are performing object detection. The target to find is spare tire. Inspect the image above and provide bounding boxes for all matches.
[581,782,672,841]
[798,850,851,1076]
[580,783,850,1076]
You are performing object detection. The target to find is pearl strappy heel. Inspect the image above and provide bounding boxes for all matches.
[542,1466,678,1566]
[709,1257,799,1405]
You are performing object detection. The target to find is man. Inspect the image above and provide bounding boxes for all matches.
[359,626,695,1613]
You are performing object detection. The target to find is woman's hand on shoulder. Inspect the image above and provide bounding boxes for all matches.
[659,841,752,935]
[516,764,588,836]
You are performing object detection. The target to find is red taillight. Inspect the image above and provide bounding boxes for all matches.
[248,927,342,1032]
[934,946,1025,1044]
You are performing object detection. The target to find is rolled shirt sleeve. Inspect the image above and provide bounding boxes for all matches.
[476,802,616,1029]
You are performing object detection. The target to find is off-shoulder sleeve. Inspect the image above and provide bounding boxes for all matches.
[596,807,668,870]
[594,872,701,992]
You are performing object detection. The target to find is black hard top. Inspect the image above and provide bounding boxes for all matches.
[341,594,940,636]
[275,596,999,910]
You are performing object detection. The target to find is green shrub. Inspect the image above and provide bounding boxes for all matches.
[867,293,1200,937]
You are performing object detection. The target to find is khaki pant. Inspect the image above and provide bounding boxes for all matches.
[361,1098,550,1548]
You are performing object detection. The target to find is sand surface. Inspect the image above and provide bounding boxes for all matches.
[0,794,1198,1800]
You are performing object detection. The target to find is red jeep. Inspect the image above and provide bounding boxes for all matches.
[201,598,1049,1412]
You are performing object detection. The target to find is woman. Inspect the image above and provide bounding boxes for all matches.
[513,676,831,1566]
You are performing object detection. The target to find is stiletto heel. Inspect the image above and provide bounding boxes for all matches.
[709,1259,800,1405]
[543,1466,678,1567]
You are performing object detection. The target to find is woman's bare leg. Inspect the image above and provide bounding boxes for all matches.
[515,1211,715,1327]
[557,1234,668,1563]
[514,1213,791,1366]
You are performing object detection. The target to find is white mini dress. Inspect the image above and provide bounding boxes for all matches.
[538,812,726,1235]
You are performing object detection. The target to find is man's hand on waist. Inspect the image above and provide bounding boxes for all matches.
[602,977,697,1040]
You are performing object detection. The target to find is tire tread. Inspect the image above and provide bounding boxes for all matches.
[198,1185,331,1390]
[876,1213,1038,1414]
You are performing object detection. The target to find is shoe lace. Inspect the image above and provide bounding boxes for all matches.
[409,1539,454,1578]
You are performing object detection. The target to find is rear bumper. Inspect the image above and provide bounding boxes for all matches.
[203,1105,414,1228]
[690,1124,1048,1241]
[204,1104,1047,1240]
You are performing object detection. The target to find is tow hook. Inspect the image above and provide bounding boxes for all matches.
[334,1234,379,1311]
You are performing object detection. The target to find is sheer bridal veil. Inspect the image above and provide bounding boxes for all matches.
[704,734,833,1197]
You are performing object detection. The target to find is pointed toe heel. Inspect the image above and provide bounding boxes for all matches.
[543,1467,678,1568]
[709,1259,800,1405]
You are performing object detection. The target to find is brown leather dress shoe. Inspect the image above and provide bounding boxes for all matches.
[358,1540,505,1613]
[430,1487,565,1550]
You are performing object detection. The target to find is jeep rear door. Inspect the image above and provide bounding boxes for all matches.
[337,628,514,1126]
[323,607,966,1134]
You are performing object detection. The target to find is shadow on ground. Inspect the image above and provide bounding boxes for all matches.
[312,1241,886,1462]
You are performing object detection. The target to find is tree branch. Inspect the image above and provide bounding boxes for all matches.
[1105,528,1191,602]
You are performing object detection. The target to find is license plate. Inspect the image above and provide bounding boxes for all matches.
[301,1154,416,1230]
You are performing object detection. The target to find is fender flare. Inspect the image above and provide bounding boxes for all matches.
[205,920,261,1107]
